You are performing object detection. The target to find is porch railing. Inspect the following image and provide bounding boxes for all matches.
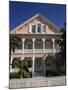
[35,49,43,53]
[11,49,60,54]
[24,49,33,53]
[45,49,53,53]
[15,49,22,53]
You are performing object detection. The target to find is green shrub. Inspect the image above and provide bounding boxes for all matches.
[23,65,29,72]
[9,72,20,79]
[23,71,32,78]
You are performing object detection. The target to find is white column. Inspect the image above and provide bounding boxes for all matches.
[22,38,25,54]
[43,55,46,76]
[10,56,13,64]
[10,56,13,69]
[52,38,55,53]
[32,56,35,77]
[42,38,45,53]
[32,38,35,53]
[43,59,46,76]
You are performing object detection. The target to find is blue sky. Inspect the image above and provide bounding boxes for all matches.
[9,1,66,30]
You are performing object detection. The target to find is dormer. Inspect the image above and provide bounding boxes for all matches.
[28,21,48,34]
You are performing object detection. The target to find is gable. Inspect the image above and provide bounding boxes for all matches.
[10,14,61,34]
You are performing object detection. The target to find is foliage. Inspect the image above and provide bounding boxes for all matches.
[56,23,66,74]
[23,71,32,78]
[10,72,20,79]
[10,35,22,52]
[10,58,32,79]
[45,53,66,77]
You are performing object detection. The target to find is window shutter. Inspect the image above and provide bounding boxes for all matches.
[42,24,48,33]
[42,24,46,33]
[28,25,32,33]
[46,25,48,33]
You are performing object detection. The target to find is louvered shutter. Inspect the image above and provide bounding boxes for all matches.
[28,25,32,33]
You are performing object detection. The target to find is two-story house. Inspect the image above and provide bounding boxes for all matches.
[10,13,62,76]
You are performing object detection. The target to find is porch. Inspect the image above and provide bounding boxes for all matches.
[11,38,60,54]
[10,56,57,77]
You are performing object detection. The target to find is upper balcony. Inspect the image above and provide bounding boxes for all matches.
[11,38,61,54]
[11,48,60,54]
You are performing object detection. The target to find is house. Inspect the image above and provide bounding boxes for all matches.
[10,13,63,76]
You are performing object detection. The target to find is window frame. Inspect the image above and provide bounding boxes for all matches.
[42,24,46,33]
[37,23,41,33]
[36,59,42,68]
[32,24,36,33]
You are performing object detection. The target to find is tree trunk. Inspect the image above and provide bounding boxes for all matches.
[20,72,22,79]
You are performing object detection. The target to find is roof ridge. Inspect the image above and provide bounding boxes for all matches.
[10,13,60,34]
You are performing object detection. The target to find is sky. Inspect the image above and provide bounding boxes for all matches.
[9,1,66,30]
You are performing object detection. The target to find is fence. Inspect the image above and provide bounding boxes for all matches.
[9,76,66,89]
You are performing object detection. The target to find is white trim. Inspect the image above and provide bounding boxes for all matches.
[10,13,60,34]
[36,21,41,24]
[29,25,32,33]
[36,23,41,33]
[42,24,47,33]
[31,24,36,33]
[10,14,39,34]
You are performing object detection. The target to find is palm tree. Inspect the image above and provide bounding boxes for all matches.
[10,35,22,52]
[10,35,22,69]
[14,58,32,78]
[16,59,26,78]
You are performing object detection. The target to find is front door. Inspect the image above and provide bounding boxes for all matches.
[35,58,43,76]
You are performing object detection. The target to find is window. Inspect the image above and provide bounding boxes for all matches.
[35,40,43,49]
[17,42,22,49]
[27,60,32,67]
[37,23,41,33]
[28,43,32,49]
[32,25,36,33]
[25,43,32,49]
[42,24,46,32]
[45,39,53,49]
[36,59,41,67]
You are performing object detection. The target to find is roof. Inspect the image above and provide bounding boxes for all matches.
[10,13,61,34]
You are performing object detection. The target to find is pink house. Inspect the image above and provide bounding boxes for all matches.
[10,13,62,76]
